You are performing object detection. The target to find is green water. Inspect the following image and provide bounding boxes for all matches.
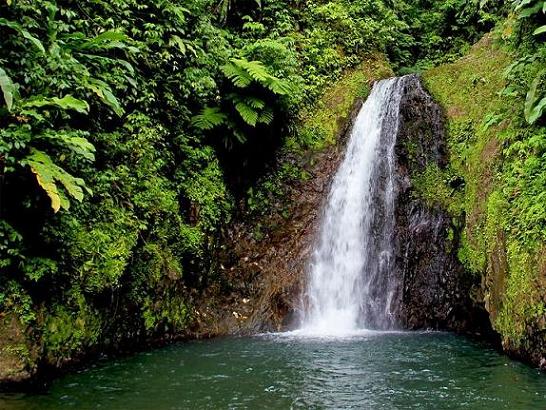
[2,331,546,409]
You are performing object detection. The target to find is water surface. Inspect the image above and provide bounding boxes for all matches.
[2,332,546,409]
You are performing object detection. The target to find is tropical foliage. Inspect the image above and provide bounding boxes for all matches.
[1,0,544,369]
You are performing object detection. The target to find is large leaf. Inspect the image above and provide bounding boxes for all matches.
[519,2,543,17]
[42,131,96,161]
[0,67,16,111]
[77,31,129,51]
[525,73,546,124]
[23,150,90,213]
[527,96,546,124]
[23,95,90,114]
[533,25,546,35]
[84,78,124,116]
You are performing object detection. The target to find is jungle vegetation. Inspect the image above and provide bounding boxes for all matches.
[0,0,544,366]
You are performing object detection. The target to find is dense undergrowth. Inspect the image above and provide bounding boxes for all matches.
[0,0,544,377]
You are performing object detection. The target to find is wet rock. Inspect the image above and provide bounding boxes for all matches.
[392,75,492,334]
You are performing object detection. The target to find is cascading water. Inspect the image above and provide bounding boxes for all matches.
[299,76,409,336]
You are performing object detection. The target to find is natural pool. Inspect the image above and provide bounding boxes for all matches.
[2,331,546,409]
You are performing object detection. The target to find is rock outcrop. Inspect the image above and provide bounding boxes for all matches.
[392,75,491,334]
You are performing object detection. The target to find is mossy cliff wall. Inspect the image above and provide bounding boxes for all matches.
[424,32,546,367]
[390,75,490,334]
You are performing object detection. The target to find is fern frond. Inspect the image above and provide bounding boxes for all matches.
[264,77,292,95]
[222,62,252,88]
[236,59,270,83]
[244,96,265,110]
[258,107,274,125]
[191,106,227,130]
[235,101,259,126]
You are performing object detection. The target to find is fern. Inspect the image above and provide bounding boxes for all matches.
[192,107,228,130]
[222,58,292,96]
[258,107,274,125]
[245,96,265,110]
[222,63,253,87]
[264,77,291,95]
[235,101,259,126]
[236,59,270,83]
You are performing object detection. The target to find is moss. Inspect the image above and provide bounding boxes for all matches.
[293,53,393,151]
[412,164,460,213]
[424,29,546,348]
[0,314,37,382]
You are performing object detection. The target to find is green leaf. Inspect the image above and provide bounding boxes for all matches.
[258,107,274,125]
[23,95,90,114]
[78,31,129,50]
[0,67,16,111]
[533,25,546,35]
[191,107,227,130]
[102,88,124,116]
[528,97,546,124]
[169,35,187,54]
[222,63,253,88]
[514,0,534,11]
[84,79,124,116]
[42,131,96,161]
[245,97,265,110]
[519,2,543,18]
[525,74,546,124]
[237,59,269,83]
[23,150,89,213]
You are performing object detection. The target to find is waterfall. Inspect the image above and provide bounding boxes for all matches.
[299,76,409,336]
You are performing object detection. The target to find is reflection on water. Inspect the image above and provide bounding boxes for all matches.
[1,332,545,409]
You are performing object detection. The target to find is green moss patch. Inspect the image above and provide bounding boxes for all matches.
[424,30,546,347]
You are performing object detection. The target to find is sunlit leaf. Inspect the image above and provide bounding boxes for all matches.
[0,67,16,111]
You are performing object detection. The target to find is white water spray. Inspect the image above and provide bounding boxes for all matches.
[298,77,408,336]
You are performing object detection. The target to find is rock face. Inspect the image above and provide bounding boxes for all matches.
[392,75,490,333]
